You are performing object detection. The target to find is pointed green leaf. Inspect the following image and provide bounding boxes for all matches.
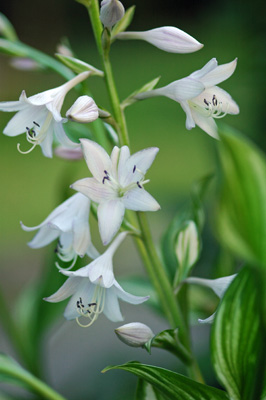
[103,362,229,400]
[111,6,136,38]
[216,125,266,267]
[56,54,104,76]
[211,267,266,400]
[0,13,18,41]
[121,77,161,109]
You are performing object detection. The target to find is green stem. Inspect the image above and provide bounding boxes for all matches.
[87,0,129,146]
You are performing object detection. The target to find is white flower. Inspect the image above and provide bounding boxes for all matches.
[0,72,89,157]
[44,233,149,327]
[71,139,160,245]
[21,193,99,269]
[185,274,237,323]
[137,58,239,139]
[175,221,199,271]
[115,322,154,347]
[66,95,99,123]
[115,26,203,54]
[100,0,125,28]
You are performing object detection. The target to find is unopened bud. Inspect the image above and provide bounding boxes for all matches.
[66,96,99,123]
[54,145,83,160]
[116,26,203,54]
[115,322,154,347]
[175,221,199,270]
[100,0,125,28]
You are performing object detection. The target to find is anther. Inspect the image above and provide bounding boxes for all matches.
[133,165,136,173]
[33,121,40,127]
[212,95,218,106]
[204,98,209,107]
[137,181,142,189]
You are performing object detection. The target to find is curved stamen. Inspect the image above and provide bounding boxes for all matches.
[203,97,230,119]
[55,253,78,271]
[75,286,106,328]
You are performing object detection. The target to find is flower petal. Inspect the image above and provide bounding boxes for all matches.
[123,188,160,212]
[198,313,216,324]
[156,77,204,102]
[66,95,99,123]
[27,225,59,248]
[80,138,112,183]
[189,58,217,80]
[119,147,159,187]
[3,106,47,136]
[98,199,125,245]
[54,122,79,148]
[114,281,150,304]
[193,86,239,115]
[44,276,82,303]
[39,124,54,158]
[200,59,237,88]
[190,109,219,139]
[71,177,115,203]
[63,278,94,320]
[180,101,196,129]
[103,286,123,321]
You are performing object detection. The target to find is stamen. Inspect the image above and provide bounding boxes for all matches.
[133,165,136,173]
[137,181,142,189]
[204,98,209,107]
[75,287,106,328]
[33,121,40,127]
[202,96,230,119]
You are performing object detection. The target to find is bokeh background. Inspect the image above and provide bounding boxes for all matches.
[0,0,265,399]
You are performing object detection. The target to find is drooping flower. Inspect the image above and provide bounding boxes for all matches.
[115,26,203,54]
[115,322,154,347]
[66,95,99,123]
[71,139,160,245]
[44,233,149,327]
[0,72,89,157]
[185,274,237,323]
[136,58,239,139]
[100,0,125,28]
[21,193,99,269]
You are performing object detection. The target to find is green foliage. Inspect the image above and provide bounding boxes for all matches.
[55,54,104,76]
[103,362,229,400]
[136,379,166,400]
[0,13,18,41]
[121,77,161,109]
[211,267,266,400]
[216,125,266,267]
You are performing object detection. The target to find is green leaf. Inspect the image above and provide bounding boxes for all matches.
[0,39,73,79]
[103,362,229,400]
[0,13,18,41]
[136,379,166,400]
[0,353,66,400]
[211,267,266,400]
[121,77,161,109]
[55,54,104,76]
[216,125,266,267]
[111,6,136,38]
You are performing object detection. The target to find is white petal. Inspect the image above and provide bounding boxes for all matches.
[198,313,216,324]
[190,109,219,139]
[44,276,82,303]
[155,77,204,102]
[3,106,47,137]
[0,97,27,112]
[103,287,123,321]
[123,188,160,212]
[200,59,237,88]
[185,275,237,298]
[80,139,112,183]
[180,101,196,130]
[54,122,79,148]
[64,278,94,320]
[114,281,150,304]
[192,86,239,115]
[116,27,203,53]
[100,0,125,28]
[110,145,120,180]
[27,225,59,248]
[189,58,218,80]
[39,124,54,158]
[98,199,125,245]
[71,177,115,203]
[119,147,159,187]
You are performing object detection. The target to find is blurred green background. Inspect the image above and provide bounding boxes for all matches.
[0,0,265,398]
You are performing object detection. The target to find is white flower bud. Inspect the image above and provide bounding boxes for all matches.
[54,145,83,160]
[100,0,125,28]
[115,322,154,347]
[66,96,99,123]
[175,221,199,270]
[115,26,203,54]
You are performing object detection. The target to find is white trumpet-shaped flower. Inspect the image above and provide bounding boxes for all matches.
[0,72,89,157]
[71,139,160,245]
[185,274,237,323]
[137,58,239,139]
[115,26,203,54]
[21,193,99,269]
[100,0,125,28]
[45,232,149,327]
[66,95,99,123]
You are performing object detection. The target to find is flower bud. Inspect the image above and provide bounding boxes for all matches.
[100,0,125,28]
[115,322,154,347]
[66,96,99,123]
[54,145,83,160]
[175,221,199,271]
[115,26,203,54]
